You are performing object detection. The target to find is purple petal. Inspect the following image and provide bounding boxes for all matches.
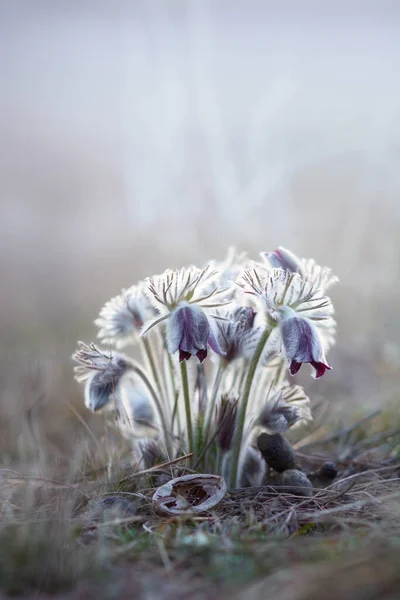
[208,327,225,356]
[178,304,209,356]
[179,350,192,362]
[196,348,208,363]
[311,361,332,378]
[265,247,302,274]
[167,310,184,353]
[289,360,302,376]
[281,316,325,365]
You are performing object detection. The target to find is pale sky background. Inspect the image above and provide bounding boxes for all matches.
[1,0,400,391]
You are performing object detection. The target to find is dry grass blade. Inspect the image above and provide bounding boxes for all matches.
[118,453,194,484]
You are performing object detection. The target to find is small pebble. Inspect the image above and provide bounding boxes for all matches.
[309,462,338,488]
[318,462,338,481]
[278,469,313,497]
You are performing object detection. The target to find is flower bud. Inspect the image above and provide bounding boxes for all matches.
[85,371,116,412]
[84,357,130,411]
[263,246,303,275]
[257,400,300,433]
[73,343,133,412]
[216,395,238,452]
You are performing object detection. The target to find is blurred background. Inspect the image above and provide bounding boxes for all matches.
[1,0,400,461]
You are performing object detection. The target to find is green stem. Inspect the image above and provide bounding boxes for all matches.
[237,360,249,395]
[203,363,226,446]
[228,327,273,488]
[166,351,177,398]
[166,351,180,432]
[180,361,194,457]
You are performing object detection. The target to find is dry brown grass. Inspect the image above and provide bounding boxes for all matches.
[0,404,399,599]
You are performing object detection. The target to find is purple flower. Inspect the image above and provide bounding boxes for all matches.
[167,302,223,363]
[280,313,332,379]
[263,246,303,275]
[215,306,257,363]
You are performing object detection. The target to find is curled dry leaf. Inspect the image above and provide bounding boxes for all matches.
[152,473,227,516]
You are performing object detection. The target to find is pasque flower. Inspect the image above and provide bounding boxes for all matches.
[239,267,336,374]
[95,283,153,348]
[141,265,229,361]
[73,342,133,411]
[261,246,338,293]
[73,246,340,489]
[263,246,303,275]
[213,306,259,363]
[166,302,222,362]
[257,382,312,433]
[278,307,332,378]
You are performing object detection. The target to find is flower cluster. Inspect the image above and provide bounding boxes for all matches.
[238,266,335,378]
[73,247,338,488]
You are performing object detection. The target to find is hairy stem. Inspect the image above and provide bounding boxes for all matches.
[141,337,164,401]
[228,327,273,488]
[167,352,180,432]
[180,361,194,458]
[272,357,286,388]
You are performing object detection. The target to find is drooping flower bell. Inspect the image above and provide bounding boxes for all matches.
[73,342,158,439]
[238,266,336,374]
[167,302,222,362]
[278,308,332,378]
[72,342,133,411]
